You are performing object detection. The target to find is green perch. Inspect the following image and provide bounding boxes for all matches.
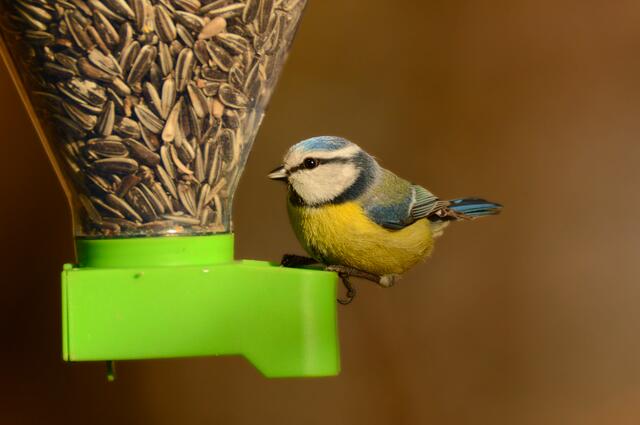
[62,234,340,378]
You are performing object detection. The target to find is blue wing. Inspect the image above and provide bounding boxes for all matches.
[361,170,441,230]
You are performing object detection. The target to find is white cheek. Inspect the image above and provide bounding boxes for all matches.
[291,163,359,204]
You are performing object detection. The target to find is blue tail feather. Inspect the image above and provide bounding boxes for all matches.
[448,198,503,217]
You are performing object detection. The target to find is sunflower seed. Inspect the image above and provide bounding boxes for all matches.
[69,0,94,16]
[92,196,125,218]
[204,3,245,18]
[104,80,128,102]
[54,113,85,137]
[243,0,259,23]
[178,138,196,163]
[169,39,184,57]
[17,2,53,23]
[103,0,135,21]
[105,193,143,222]
[79,194,103,224]
[193,40,209,65]
[218,83,248,109]
[86,173,113,195]
[194,146,206,182]
[150,181,174,213]
[155,4,176,43]
[95,101,115,136]
[158,42,173,77]
[187,104,203,141]
[115,116,142,138]
[60,78,108,108]
[102,217,140,230]
[140,124,161,151]
[223,109,240,129]
[137,165,156,183]
[93,10,120,47]
[187,83,208,118]
[149,62,163,90]
[156,165,178,198]
[162,214,200,225]
[142,83,162,116]
[177,182,197,215]
[133,0,153,33]
[175,0,202,13]
[64,14,92,50]
[175,48,194,92]
[140,182,166,215]
[89,0,126,24]
[126,186,157,221]
[78,58,114,83]
[123,138,162,166]
[134,103,164,134]
[200,80,220,96]
[206,143,222,185]
[217,128,236,164]
[119,40,140,73]
[16,7,48,30]
[63,101,98,130]
[160,145,176,178]
[162,97,182,142]
[228,64,245,88]
[200,0,233,14]
[216,31,250,54]
[205,40,234,71]
[257,0,276,34]
[201,66,228,81]
[94,157,139,175]
[171,144,194,175]
[86,138,128,158]
[44,62,75,79]
[211,97,224,118]
[88,49,121,77]
[127,44,156,89]
[118,21,134,50]
[174,12,203,34]
[115,174,142,197]
[213,195,223,225]
[198,16,226,40]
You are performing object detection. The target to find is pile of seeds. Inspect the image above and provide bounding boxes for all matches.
[0,0,306,237]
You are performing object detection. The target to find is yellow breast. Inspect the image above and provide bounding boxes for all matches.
[287,201,434,276]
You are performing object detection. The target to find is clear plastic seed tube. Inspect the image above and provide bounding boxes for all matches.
[0,0,306,238]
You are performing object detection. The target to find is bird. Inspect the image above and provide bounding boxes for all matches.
[268,136,502,304]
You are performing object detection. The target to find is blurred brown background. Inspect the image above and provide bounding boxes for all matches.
[2,1,640,424]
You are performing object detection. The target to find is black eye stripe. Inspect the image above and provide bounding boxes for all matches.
[288,156,352,174]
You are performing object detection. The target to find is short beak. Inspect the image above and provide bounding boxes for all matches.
[268,165,288,182]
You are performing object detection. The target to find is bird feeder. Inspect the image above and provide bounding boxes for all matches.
[0,0,339,378]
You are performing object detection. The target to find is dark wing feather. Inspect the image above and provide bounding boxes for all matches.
[409,185,443,221]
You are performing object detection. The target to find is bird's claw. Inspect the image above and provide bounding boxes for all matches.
[325,265,385,285]
[325,265,399,304]
[337,272,356,305]
[280,254,317,268]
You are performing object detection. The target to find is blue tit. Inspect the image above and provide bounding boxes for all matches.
[269,136,501,302]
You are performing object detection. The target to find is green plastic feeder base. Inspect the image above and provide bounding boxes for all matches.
[62,234,340,378]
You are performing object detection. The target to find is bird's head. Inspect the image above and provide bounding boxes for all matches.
[268,136,379,206]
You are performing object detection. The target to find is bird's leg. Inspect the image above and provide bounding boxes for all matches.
[325,265,381,285]
[280,254,319,268]
[337,273,356,305]
[326,265,400,304]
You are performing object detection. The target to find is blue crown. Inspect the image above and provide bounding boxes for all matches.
[293,136,352,153]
